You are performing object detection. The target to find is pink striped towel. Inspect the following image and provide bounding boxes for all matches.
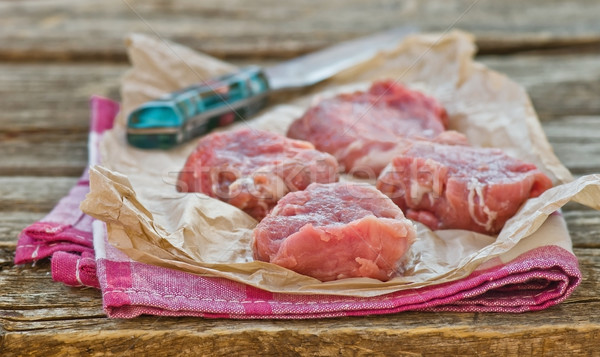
[15,96,581,318]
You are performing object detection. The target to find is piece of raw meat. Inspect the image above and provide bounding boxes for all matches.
[376,141,553,234]
[287,80,467,177]
[177,128,339,220]
[252,182,416,282]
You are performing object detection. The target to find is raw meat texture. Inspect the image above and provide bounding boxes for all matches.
[287,80,468,177]
[177,128,339,220]
[252,182,417,282]
[376,141,553,234]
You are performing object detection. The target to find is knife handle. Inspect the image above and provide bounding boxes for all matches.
[126,66,270,149]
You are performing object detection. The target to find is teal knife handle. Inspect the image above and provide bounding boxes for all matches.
[126,66,270,149]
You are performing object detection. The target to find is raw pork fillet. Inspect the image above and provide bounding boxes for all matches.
[376,141,553,234]
[177,128,339,220]
[287,80,467,177]
[252,182,416,281]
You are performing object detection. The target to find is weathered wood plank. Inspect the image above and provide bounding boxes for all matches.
[1,246,598,316]
[542,116,600,141]
[0,258,103,313]
[542,116,600,176]
[0,212,44,247]
[0,2,598,355]
[569,248,600,301]
[0,177,77,213]
[2,118,600,178]
[0,133,87,176]
[549,142,600,176]
[0,247,598,355]
[0,303,599,355]
[564,210,600,249]
[479,56,600,120]
[0,63,122,132]
[0,56,597,177]
[1,316,599,357]
[1,53,598,136]
[1,0,600,63]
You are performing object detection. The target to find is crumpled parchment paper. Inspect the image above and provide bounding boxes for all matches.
[81,31,600,296]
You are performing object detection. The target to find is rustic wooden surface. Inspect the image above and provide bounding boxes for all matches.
[1,1,600,355]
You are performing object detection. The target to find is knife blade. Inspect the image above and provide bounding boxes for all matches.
[126,26,417,149]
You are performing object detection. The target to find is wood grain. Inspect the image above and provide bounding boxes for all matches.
[542,116,600,176]
[0,212,44,247]
[3,116,600,177]
[1,1,599,354]
[1,319,598,356]
[0,246,596,312]
[0,63,122,132]
[1,0,600,63]
[0,177,77,213]
[564,210,600,249]
[0,54,599,178]
[0,133,87,176]
[479,56,600,120]
[1,53,598,135]
[1,247,599,356]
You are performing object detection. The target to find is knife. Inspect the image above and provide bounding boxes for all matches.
[126,26,417,149]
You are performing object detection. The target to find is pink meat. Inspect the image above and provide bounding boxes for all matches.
[376,141,553,234]
[287,80,467,177]
[252,182,416,282]
[177,128,339,220]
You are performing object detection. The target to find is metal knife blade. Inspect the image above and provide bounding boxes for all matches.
[265,26,417,90]
[126,26,417,149]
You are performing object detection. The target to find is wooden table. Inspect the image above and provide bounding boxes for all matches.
[1,1,600,355]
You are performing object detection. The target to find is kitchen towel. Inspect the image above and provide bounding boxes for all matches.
[14,95,120,288]
[15,96,581,318]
